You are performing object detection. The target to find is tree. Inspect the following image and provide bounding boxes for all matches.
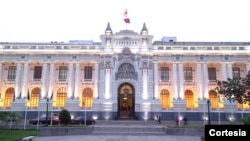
[59,109,71,125]
[216,70,250,105]
[0,111,21,123]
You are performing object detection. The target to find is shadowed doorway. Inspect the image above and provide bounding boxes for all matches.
[117,83,135,119]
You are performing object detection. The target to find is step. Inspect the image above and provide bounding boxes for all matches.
[93,127,164,132]
[91,132,166,136]
[92,126,166,135]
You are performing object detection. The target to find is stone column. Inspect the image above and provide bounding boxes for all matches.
[178,63,184,99]
[105,69,111,99]
[48,63,54,98]
[21,63,29,98]
[172,63,178,99]
[142,69,148,99]
[221,63,227,81]
[196,63,203,99]
[203,63,209,99]
[74,63,80,99]
[41,63,47,98]
[94,63,99,99]
[227,63,233,79]
[67,63,73,99]
[15,63,21,98]
[154,62,159,99]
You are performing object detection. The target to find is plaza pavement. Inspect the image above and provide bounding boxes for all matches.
[33,120,202,141]
[33,135,201,141]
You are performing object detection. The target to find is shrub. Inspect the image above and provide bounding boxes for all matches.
[0,112,21,123]
[59,109,71,125]
[239,116,250,125]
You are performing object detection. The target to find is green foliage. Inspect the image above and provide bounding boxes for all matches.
[215,70,250,105]
[59,109,71,125]
[239,116,250,125]
[0,112,21,123]
[0,129,38,141]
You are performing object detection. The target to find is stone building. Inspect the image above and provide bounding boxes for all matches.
[0,22,249,122]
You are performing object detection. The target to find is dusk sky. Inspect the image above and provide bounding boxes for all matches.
[0,0,250,42]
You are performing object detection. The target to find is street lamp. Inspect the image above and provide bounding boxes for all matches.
[84,85,87,126]
[177,98,180,126]
[45,98,49,127]
[207,99,211,125]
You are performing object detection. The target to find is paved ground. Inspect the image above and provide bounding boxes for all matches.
[32,120,202,141]
[33,135,201,141]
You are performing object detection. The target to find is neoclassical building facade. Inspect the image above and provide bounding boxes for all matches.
[0,22,250,121]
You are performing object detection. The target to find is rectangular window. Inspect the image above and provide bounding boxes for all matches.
[160,67,169,82]
[184,67,193,81]
[7,66,16,80]
[59,66,67,81]
[84,66,93,81]
[208,67,217,81]
[33,66,42,80]
[233,67,240,79]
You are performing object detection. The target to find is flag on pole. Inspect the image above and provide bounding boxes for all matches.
[123,9,130,23]
[27,89,30,101]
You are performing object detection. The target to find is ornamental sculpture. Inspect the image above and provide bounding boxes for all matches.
[118,47,136,61]
[115,63,138,80]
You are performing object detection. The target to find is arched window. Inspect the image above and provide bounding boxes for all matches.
[184,90,194,109]
[82,87,93,108]
[160,89,170,109]
[56,87,67,108]
[4,87,14,108]
[209,90,218,109]
[30,87,40,108]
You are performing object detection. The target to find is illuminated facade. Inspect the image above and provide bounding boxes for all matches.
[0,22,250,121]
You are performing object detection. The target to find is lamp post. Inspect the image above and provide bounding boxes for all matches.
[217,95,220,125]
[45,98,49,127]
[84,85,87,126]
[207,99,211,125]
[203,99,206,125]
[177,98,180,126]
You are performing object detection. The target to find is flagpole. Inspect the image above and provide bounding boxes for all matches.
[9,108,13,129]
[217,96,220,125]
[50,100,53,126]
[24,89,30,130]
[50,92,53,126]
[230,101,233,120]
[24,101,27,130]
[203,98,206,125]
[230,96,234,121]
[37,107,40,129]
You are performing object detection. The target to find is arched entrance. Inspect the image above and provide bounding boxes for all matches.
[117,83,135,119]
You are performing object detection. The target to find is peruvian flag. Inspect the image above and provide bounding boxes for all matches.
[123,9,130,23]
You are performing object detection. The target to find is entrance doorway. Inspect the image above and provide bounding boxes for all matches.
[117,83,135,119]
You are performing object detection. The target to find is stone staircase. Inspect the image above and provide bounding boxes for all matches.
[91,120,166,136]
[92,126,166,135]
